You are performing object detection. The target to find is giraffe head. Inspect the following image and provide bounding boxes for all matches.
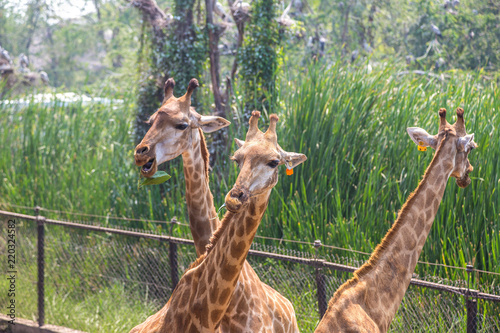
[407,107,477,188]
[225,111,307,212]
[134,78,230,177]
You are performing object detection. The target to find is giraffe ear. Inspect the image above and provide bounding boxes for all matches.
[278,145,307,169]
[234,138,245,148]
[457,133,476,153]
[197,115,231,133]
[407,127,438,149]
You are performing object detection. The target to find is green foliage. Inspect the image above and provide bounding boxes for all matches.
[267,61,500,285]
[139,171,171,188]
[405,0,500,71]
[135,65,163,142]
[2,63,498,289]
[239,0,280,114]
[0,0,144,91]
[2,0,499,97]
[0,93,191,238]
[165,0,206,97]
[45,22,98,87]
[284,0,500,72]
[0,1,25,54]
[135,0,206,141]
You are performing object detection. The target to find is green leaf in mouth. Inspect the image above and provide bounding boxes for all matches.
[139,171,171,188]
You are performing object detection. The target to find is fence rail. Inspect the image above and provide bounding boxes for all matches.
[1,208,499,332]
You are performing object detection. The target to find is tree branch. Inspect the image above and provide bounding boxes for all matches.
[130,0,170,40]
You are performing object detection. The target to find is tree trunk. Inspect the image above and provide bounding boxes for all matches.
[93,0,113,57]
[131,0,171,142]
[132,0,204,142]
[25,0,43,52]
[130,0,170,42]
[341,2,352,58]
[228,0,247,82]
[206,0,225,118]
[205,0,227,167]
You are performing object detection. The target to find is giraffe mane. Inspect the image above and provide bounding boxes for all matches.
[183,132,218,271]
[328,132,451,306]
[197,127,210,181]
[186,210,234,270]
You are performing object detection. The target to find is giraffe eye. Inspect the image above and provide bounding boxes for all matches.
[231,156,240,167]
[267,160,280,168]
[145,113,158,125]
[175,123,189,130]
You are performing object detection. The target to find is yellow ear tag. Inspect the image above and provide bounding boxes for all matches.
[418,141,427,151]
[286,161,293,176]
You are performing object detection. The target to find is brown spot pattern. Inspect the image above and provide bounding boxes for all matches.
[218,287,232,305]
[231,240,246,259]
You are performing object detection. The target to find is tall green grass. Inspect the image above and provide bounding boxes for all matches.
[1,62,499,291]
[0,97,192,238]
[260,63,500,287]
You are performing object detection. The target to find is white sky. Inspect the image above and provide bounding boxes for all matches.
[8,0,96,20]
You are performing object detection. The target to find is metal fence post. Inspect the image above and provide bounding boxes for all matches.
[169,241,179,290]
[466,264,477,333]
[466,295,478,333]
[35,206,45,327]
[314,240,328,318]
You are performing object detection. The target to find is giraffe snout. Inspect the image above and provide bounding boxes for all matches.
[134,143,154,164]
[230,188,248,201]
[136,145,150,155]
[134,143,157,177]
[225,186,249,213]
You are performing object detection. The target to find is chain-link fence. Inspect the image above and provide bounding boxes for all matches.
[1,209,499,333]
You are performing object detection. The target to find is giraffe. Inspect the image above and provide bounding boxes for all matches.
[315,107,477,333]
[135,77,230,256]
[130,111,307,332]
[134,79,301,332]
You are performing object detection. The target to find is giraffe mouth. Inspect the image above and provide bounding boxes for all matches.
[141,158,156,177]
[225,198,244,213]
[225,186,249,213]
[456,174,471,188]
[456,164,473,188]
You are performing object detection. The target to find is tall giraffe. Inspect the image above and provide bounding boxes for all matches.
[131,111,307,332]
[134,80,301,332]
[135,78,230,255]
[315,107,477,333]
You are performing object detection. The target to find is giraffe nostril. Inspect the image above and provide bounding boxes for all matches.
[230,188,248,202]
[231,190,242,199]
[136,146,149,155]
[230,189,245,200]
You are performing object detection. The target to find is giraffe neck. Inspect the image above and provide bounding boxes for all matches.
[332,137,456,330]
[182,128,219,256]
[192,190,271,330]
